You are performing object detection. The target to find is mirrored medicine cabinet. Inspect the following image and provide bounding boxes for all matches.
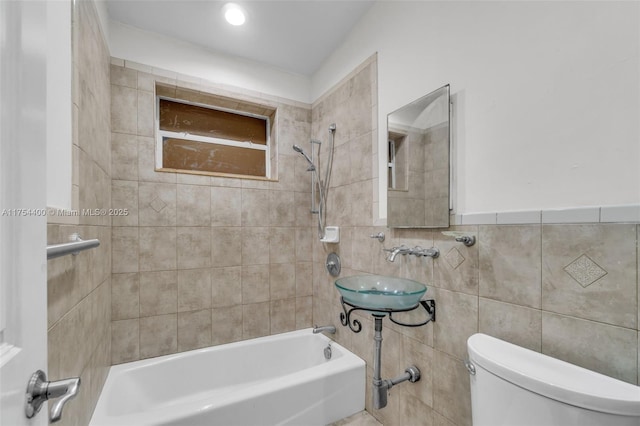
[386,84,450,228]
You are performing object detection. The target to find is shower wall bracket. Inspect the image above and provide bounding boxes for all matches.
[309,138,322,215]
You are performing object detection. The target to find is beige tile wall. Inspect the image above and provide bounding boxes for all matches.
[109,63,315,364]
[46,1,112,425]
[71,45,637,426]
[311,56,640,426]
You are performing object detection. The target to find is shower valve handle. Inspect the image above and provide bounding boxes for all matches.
[25,370,81,422]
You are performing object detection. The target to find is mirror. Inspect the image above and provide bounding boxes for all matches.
[387,85,450,228]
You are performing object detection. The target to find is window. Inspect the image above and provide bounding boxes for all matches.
[155,86,274,179]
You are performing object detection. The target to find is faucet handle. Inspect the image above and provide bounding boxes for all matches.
[410,246,440,258]
[25,370,81,423]
[455,235,476,247]
[369,232,385,242]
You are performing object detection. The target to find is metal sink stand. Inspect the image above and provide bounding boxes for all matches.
[339,297,436,409]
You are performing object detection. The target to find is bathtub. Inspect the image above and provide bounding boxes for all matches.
[90,328,365,426]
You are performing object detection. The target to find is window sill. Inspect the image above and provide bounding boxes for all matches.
[156,167,276,182]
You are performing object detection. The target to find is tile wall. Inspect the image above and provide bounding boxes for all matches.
[62,34,637,424]
[109,62,315,363]
[46,0,112,425]
[311,57,639,426]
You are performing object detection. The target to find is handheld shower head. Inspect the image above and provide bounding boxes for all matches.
[292,145,315,171]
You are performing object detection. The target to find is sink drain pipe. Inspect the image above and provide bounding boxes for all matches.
[372,316,421,409]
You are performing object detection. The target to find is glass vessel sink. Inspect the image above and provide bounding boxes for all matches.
[335,275,427,311]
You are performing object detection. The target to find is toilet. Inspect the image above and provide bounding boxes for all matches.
[467,333,640,426]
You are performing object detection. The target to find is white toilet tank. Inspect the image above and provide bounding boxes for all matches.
[467,333,640,426]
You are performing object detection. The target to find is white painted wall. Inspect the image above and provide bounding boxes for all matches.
[108,21,312,103]
[94,0,110,45]
[313,1,640,216]
[46,0,72,210]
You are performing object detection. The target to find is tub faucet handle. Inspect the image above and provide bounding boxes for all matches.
[25,370,81,422]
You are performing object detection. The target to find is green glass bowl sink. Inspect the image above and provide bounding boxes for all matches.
[335,275,427,311]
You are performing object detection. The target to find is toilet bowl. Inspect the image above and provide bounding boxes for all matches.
[467,333,640,426]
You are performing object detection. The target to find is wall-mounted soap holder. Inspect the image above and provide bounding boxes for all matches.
[320,226,340,243]
[441,231,476,247]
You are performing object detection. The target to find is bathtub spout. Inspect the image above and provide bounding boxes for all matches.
[313,325,336,334]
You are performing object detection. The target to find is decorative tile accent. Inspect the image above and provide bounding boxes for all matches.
[444,247,465,270]
[149,196,167,213]
[542,224,636,328]
[563,254,607,287]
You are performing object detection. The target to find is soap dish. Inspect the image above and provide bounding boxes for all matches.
[320,226,340,243]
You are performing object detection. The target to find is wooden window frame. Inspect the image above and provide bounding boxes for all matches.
[155,96,272,179]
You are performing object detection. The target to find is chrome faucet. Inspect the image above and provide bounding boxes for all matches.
[410,246,440,258]
[385,245,440,261]
[313,325,336,334]
[455,235,476,246]
[25,370,80,423]
[386,245,412,262]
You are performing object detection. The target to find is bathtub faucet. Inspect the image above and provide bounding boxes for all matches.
[313,325,336,334]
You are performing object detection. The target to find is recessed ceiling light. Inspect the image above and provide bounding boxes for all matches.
[223,3,246,26]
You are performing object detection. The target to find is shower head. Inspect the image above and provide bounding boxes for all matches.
[292,145,315,171]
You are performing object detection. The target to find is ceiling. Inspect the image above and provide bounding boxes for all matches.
[106,0,375,76]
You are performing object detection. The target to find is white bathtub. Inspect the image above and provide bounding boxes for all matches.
[90,328,365,426]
